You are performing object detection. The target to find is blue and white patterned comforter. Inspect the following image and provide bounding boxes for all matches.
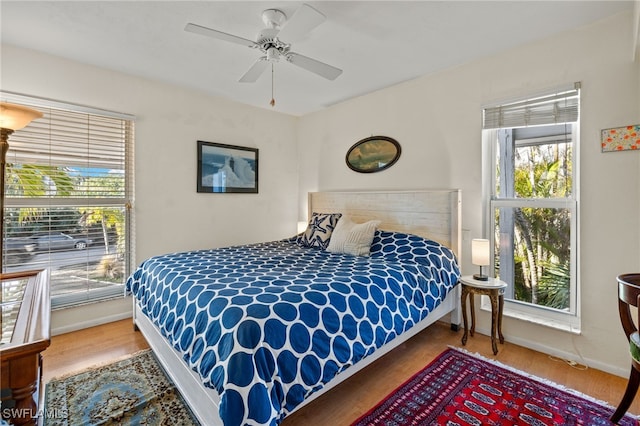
[126,232,460,426]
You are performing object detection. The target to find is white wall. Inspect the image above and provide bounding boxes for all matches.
[1,45,299,333]
[298,11,640,376]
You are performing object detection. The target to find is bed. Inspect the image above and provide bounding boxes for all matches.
[126,190,462,426]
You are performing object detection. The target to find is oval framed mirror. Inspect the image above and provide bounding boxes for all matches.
[345,136,401,173]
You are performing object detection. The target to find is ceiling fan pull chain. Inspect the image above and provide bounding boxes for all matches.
[270,63,276,107]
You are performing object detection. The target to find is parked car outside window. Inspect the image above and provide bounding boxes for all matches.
[31,233,92,251]
[2,237,37,263]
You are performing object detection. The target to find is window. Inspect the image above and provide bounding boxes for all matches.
[0,92,134,308]
[482,83,580,330]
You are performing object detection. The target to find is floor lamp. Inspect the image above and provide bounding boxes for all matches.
[0,102,43,275]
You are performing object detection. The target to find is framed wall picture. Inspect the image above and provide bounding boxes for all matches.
[346,136,401,173]
[601,124,640,152]
[197,141,259,193]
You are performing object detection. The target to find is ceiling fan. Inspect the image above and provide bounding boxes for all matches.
[185,3,343,83]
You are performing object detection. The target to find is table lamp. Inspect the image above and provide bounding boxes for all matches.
[471,238,490,281]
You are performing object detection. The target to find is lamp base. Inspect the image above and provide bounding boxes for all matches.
[473,273,489,281]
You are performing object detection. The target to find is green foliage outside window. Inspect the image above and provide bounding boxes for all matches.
[499,142,573,311]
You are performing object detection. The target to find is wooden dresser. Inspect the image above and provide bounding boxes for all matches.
[0,269,51,426]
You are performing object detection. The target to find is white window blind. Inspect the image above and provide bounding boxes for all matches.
[0,92,134,308]
[483,82,581,129]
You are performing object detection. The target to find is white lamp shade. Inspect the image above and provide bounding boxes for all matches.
[0,102,43,131]
[471,238,490,266]
[297,221,308,234]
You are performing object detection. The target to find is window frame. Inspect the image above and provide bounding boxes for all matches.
[482,85,580,332]
[0,91,135,309]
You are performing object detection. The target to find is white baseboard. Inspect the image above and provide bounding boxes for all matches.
[51,297,133,336]
[471,326,629,378]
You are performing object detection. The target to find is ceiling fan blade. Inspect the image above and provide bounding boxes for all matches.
[185,23,256,47]
[287,52,342,80]
[277,4,325,42]
[239,57,270,83]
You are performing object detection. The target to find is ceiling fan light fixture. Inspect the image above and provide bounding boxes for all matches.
[266,47,279,62]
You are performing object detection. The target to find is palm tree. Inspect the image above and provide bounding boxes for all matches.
[511,143,572,310]
[5,164,74,234]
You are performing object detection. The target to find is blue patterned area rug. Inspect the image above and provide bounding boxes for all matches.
[352,347,639,426]
[44,350,198,425]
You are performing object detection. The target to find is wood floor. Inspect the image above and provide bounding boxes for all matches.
[42,319,639,424]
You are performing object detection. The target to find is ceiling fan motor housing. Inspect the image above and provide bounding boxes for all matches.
[255,28,290,61]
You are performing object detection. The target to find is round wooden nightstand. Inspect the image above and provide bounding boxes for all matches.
[459,275,507,355]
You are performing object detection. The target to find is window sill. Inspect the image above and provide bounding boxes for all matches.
[52,286,126,310]
[480,297,581,335]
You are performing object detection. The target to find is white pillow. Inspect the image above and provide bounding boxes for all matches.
[326,216,381,256]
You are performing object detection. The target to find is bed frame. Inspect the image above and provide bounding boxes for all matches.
[132,189,462,426]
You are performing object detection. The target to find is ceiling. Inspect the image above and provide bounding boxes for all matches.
[0,1,634,116]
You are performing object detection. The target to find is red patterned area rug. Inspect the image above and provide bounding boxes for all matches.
[352,347,638,426]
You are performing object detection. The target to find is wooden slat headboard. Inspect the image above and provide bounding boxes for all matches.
[308,190,461,257]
